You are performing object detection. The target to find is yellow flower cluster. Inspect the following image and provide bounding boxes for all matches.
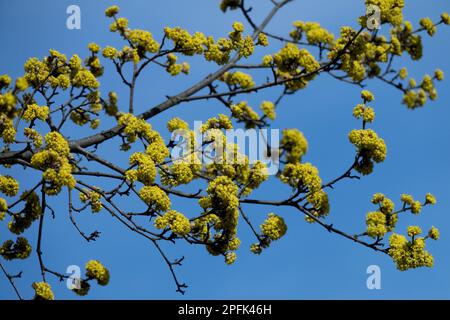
[0,197,7,221]
[389,233,434,271]
[428,226,439,240]
[353,104,375,123]
[128,152,156,185]
[126,29,160,57]
[260,213,287,241]
[280,129,308,163]
[260,101,276,120]
[154,210,191,236]
[8,191,42,234]
[420,17,436,36]
[79,189,103,213]
[22,104,49,122]
[365,0,404,26]
[366,211,387,238]
[273,43,320,90]
[105,5,119,17]
[221,71,255,89]
[0,237,31,260]
[201,114,233,133]
[290,21,334,45]
[118,113,152,143]
[279,162,322,192]
[348,129,387,175]
[400,193,429,214]
[306,190,330,221]
[139,186,171,212]
[0,175,19,197]
[167,117,189,132]
[72,69,100,89]
[30,132,76,195]
[86,260,110,286]
[225,252,237,265]
[32,282,54,300]
[0,91,17,143]
[230,101,259,128]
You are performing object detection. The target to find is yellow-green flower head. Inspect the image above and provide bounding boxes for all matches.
[110,17,128,32]
[442,12,450,25]
[353,104,375,123]
[126,29,160,54]
[400,193,414,205]
[290,21,334,45]
[0,175,19,197]
[250,243,262,255]
[79,189,103,213]
[88,42,101,53]
[139,186,171,212]
[262,55,273,66]
[365,0,405,26]
[0,74,12,88]
[361,90,375,102]
[280,129,308,163]
[407,226,422,237]
[388,233,434,271]
[434,69,444,81]
[129,152,157,185]
[167,117,189,132]
[280,162,322,192]
[260,213,287,241]
[257,33,269,47]
[86,260,110,286]
[0,197,7,219]
[366,211,387,238]
[105,5,119,17]
[221,71,255,89]
[428,226,439,240]
[419,17,436,36]
[154,210,191,236]
[225,252,237,265]
[15,77,29,91]
[399,67,408,79]
[102,46,118,59]
[72,69,100,89]
[425,193,437,205]
[260,101,276,120]
[32,282,54,300]
[0,237,32,260]
[411,200,422,214]
[8,191,42,234]
[22,104,49,122]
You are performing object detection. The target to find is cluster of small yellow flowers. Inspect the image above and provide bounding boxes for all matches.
[30,132,76,195]
[257,33,269,47]
[361,90,375,102]
[85,51,104,78]
[366,211,387,238]
[22,104,49,122]
[139,186,171,212]
[198,176,240,256]
[8,191,42,234]
[118,113,152,143]
[167,117,189,132]
[279,162,322,193]
[72,69,100,89]
[273,43,320,90]
[305,190,330,222]
[126,29,160,58]
[32,282,54,300]
[105,5,119,17]
[15,77,29,91]
[290,21,334,45]
[0,90,17,143]
[24,128,43,148]
[407,225,422,237]
[102,46,119,60]
[365,0,404,26]
[280,129,308,164]
[420,17,436,36]
[128,152,157,185]
[400,194,422,214]
[103,91,118,116]
[0,175,19,197]
[399,67,408,79]
[259,101,276,120]
[262,54,273,67]
[0,237,31,260]
[154,210,191,236]
[160,160,199,186]
[230,101,259,128]
[425,193,437,205]
[86,260,110,286]
[240,161,269,196]
[220,0,241,12]
[228,22,255,57]
[164,27,207,56]
[110,16,129,33]
[165,53,189,76]
[442,12,450,24]
[348,129,386,175]
[225,252,237,265]
[0,74,12,89]
[201,114,233,133]
[388,233,434,271]
[260,213,287,241]
[221,71,255,89]
[428,226,439,240]
[352,104,375,123]
[79,189,103,213]
[0,197,7,220]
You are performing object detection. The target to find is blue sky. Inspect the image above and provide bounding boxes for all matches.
[1,0,450,299]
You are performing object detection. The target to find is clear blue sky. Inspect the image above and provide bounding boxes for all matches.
[1,0,450,299]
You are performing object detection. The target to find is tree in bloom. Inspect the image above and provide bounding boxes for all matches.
[0,1,448,299]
